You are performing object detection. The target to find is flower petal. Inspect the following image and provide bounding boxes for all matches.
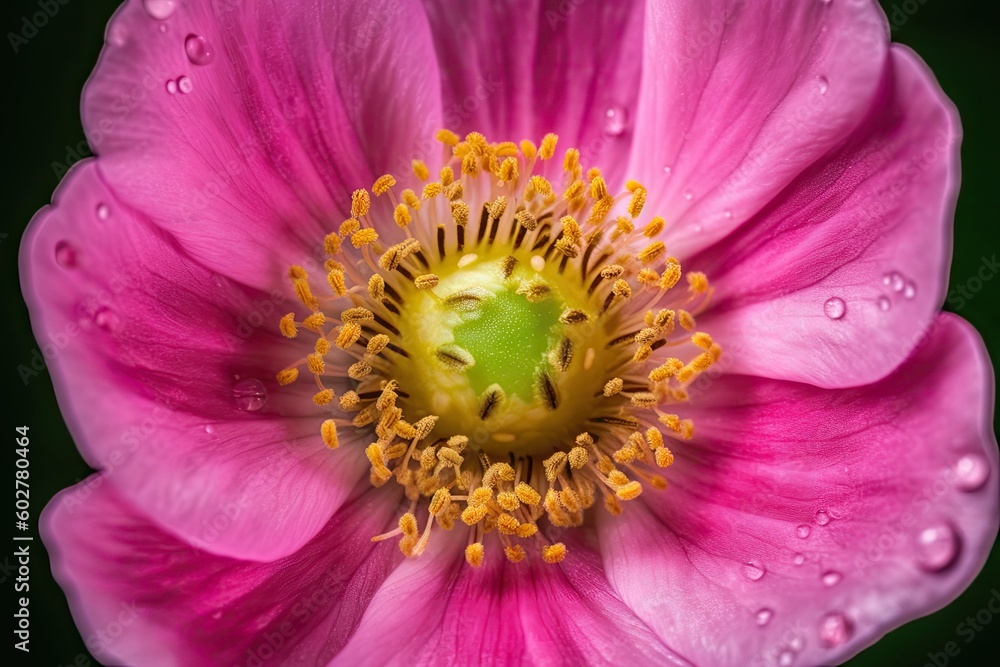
[419,0,644,185]
[694,46,959,387]
[599,314,997,667]
[86,0,442,289]
[42,477,403,666]
[629,0,887,254]
[20,161,364,561]
[334,532,688,666]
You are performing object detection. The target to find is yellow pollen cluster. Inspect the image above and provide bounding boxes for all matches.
[274,130,719,568]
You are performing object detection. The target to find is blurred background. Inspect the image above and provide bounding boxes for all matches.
[3,0,997,665]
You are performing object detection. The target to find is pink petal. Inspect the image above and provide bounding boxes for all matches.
[42,478,403,666]
[87,0,442,290]
[334,532,689,666]
[419,0,644,185]
[628,0,888,254]
[21,161,365,561]
[599,314,997,667]
[695,46,959,387]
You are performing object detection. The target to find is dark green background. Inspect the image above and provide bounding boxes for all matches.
[3,1,998,665]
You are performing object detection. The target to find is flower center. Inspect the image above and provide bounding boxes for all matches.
[275,130,720,566]
[392,243,618,459]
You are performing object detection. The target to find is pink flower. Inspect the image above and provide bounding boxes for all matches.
[21,0,997,665]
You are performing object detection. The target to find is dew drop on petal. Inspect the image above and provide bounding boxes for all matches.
[817,76,829,95]
[94,307,120,332]
[603,106,628,137]
[683,189,694,201]
[882,273,892,286]
[723,209,733,219]
[165,79,178,94]
[778,650,795,666]
[178,76,193,94]
[915,522,960,572]
[954,453,989,492]
[743,561,766,581]
[108,24,127,46]
[233,378,268,412]
[890,271,905,292]
[96,203,110,220]
[788,636,804,651]
[55,241,77,268]
[821,570,842,587]
[903,281,917,299]
[204,424,215,434]
[818,612,853,648]
[823,297,846,320]
[159,23,168,33]
[877,295,891,312]
[185,34,215,65]
[796,524,811,539]
[793,552,806,566]
[663,166,672,176]
[815,510,830,525]
[211,610,222,620]
[755,608,774,626]
[143,0,177,20]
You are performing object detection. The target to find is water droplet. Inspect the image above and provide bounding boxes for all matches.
[821,570,842,587]
[96,203,110,220]
[94,307,120,332]
[954,453,989,492]
[903,281,917,299]
[233,378,268,412]
[108,24,127,46]
[178,76,193,94]
[820,0,833,6]
[603,105,628,137]
[788,636,804,651]
[165,79,177,94]
[143,0,176,20]
[815,510,830,525]
[796,524,811,539]
[723,209,732,219]
[793,553,806,566]
[692,223,703,233]
[54,241,77,268]
[158,23,168,33]
[185,34,215,65]
[663,166,672,176]
[742,561,766,581]
[915,522,960,571]
[778,650,795,666]
[882,273,892,286]
[204,424,215,435]
[818,612,853,648]
[211,610,222,620]
[823,297,846,320]
[683,189,694,201]
[877,295,891,312]
[755,608,774,626]
[890,272,905,292]
[817,76,829,95]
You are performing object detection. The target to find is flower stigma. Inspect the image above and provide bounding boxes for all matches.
[276,131,720,566]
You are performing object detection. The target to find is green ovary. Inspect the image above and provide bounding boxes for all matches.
[452,290,561,400]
